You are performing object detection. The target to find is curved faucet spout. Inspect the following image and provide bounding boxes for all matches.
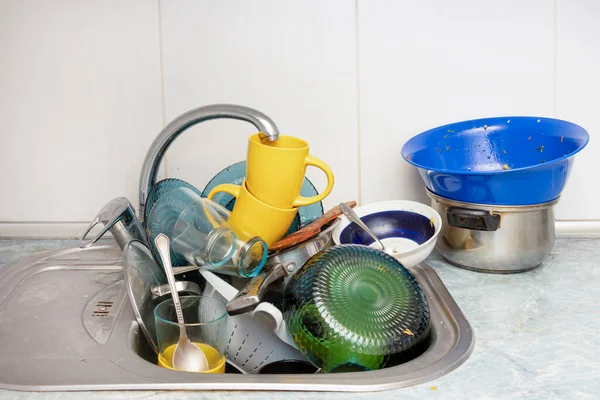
[138,104,280,217]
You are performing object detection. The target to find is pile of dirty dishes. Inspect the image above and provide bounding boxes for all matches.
[124,132,439,375]
[124,239,307,375]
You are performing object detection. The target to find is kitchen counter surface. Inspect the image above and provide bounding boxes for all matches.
[0,238,598,399]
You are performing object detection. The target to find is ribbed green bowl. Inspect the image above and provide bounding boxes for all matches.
[283,244,431,373]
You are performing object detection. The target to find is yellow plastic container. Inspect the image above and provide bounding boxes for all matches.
[157,342,226,374]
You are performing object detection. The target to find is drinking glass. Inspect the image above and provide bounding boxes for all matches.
[154,295,228,373]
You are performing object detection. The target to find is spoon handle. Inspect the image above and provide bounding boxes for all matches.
[339,202,386,250]
[155,234,186,327]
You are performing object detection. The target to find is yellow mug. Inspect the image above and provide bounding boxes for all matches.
[207,181,298,246]
[246,134,335,208]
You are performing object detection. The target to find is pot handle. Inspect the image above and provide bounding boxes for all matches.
[446,207,501,231]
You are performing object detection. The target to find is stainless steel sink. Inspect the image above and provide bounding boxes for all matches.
[0,242,474,392]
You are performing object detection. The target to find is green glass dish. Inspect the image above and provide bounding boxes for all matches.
[283,245,430,373]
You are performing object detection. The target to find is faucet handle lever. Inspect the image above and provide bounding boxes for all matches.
[80,197,147,250]
[80,216,114,247]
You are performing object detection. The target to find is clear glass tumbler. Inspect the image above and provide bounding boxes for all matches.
[147,186,268,277]
[154,295,228,373]
[172,197,267,278]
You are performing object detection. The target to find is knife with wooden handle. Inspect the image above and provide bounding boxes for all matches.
[268,200,357,253]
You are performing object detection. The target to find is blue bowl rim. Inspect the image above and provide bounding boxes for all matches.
[401,116,590,175]
[332,200,442,257]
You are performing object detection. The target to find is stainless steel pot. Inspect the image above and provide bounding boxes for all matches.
[427,191,557,273]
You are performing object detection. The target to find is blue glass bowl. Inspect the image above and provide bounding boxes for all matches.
[146,186,204,267]
[144,178,202,225]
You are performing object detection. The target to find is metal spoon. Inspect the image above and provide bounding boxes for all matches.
[154,233,209,372]
[339,202,394,255]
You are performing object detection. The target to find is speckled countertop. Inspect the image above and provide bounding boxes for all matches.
[0,238,598,399]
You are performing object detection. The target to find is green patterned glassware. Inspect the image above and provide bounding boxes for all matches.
[283,244,430,373]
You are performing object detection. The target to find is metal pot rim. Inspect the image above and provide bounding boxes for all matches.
[426,190,559,212]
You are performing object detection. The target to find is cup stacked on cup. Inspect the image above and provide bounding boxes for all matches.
[208,134,335,247]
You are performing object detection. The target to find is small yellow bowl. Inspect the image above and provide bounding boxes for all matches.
[157,342,226,374]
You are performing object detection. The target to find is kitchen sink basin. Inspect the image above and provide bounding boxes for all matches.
[0,242,474,392]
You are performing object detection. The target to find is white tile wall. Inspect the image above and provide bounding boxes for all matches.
[159,0,359,212]
[0,0,598,237]
[0,0,163,224]
[554,0,600,220]
[357,0,555,205]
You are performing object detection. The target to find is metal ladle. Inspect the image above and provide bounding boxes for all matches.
[339,202,395,255]
[154,234,209,372]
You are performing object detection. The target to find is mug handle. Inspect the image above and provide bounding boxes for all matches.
[207,183,241,201]
[292,155,335,207]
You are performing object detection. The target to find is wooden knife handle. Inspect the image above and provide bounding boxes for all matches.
[268,200,357,253]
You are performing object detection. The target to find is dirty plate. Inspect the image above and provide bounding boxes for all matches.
[333,200,441,268]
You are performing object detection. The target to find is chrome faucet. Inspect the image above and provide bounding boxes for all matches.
[138,104,280,218]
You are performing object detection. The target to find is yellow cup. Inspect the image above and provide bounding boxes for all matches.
[246,134,335,208]
[207,181,298,246]
[158,342,226,374]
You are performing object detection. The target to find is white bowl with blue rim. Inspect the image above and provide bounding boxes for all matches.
[332,200,442,268]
